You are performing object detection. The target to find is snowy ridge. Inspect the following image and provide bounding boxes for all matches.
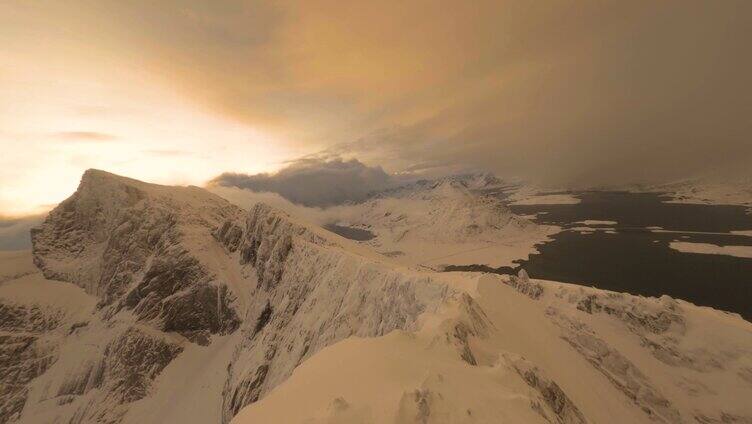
[334,175,557,268]
[234,271,752,424]
[12,170,245,423]
[5,170,485,423]
[1,170,751,424]
[212,202,486,421]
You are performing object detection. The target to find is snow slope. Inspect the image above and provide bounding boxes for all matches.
[235,272,752,424]
[329,175,558,269]
[1,170,750,424]
[0,250,36,283]
[644,177,752,210]
[3,170,477,423]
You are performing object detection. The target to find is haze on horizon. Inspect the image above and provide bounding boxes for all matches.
[1,0,751,217]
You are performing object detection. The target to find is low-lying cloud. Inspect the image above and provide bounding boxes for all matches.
[0,215,45,250]
[210,158,396,207]
[208,186,366,228]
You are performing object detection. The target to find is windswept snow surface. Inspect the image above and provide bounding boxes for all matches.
[234,272,752,424]
[1,170,751,424]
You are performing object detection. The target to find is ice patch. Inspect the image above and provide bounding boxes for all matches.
[669,241,752,259]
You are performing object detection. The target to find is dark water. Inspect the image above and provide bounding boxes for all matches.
[324,224,376,241]
[506,191,752,320]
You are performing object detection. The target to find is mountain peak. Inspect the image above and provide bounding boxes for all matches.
[80,168,150,189]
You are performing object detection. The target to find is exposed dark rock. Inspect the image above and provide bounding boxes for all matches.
[0,311,59,424]
[253,303,273,337]
[218,204,460,423]
[504,269,544,299]
[57,359,106,397]
[507,355,587,424]
[451,322,478,365]
[575,293,685,335]
[161,284,240,345]
[214,221,244,252]
[694,412,752,423]
[0,302,62,333]
[33,170,242,347]
[639,336,723,372]
[102,327,183,404]
[546,307,682,423]
[396,389,433,424]
[68,321,89,335]
[447,294,491,366]
[228,364,270,416]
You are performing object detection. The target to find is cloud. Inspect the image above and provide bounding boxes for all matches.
[3,0,752,187]
[207,186,358,226]
[0,215,45,250]
[118,0,752,185]
[52,131,118,142]
[210,158,396,207]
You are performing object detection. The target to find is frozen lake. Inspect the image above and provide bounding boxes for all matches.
[508,191,752,320]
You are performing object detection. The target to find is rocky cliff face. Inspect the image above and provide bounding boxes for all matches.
[212,203,484,421]
[7,170,481,423]
[9,170,244,422]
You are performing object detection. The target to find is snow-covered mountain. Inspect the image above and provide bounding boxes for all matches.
[653,178,752,210]
[1,170,751,423]
[326,174,558,269]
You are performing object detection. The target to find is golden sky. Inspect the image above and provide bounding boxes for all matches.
[1,0,750,215]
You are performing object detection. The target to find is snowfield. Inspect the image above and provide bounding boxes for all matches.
[322,175,559,269]
[627,177,752,211]
[0,170,750,424]
[0,250,37,283]
[669,241,752,259]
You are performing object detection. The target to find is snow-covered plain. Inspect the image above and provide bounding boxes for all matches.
[669,241,752,259]
[1,170,751,424]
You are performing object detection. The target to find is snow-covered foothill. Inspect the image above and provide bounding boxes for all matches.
[327,175,559,269]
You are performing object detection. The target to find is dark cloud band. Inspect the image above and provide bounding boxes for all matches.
[210,158,395,207]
